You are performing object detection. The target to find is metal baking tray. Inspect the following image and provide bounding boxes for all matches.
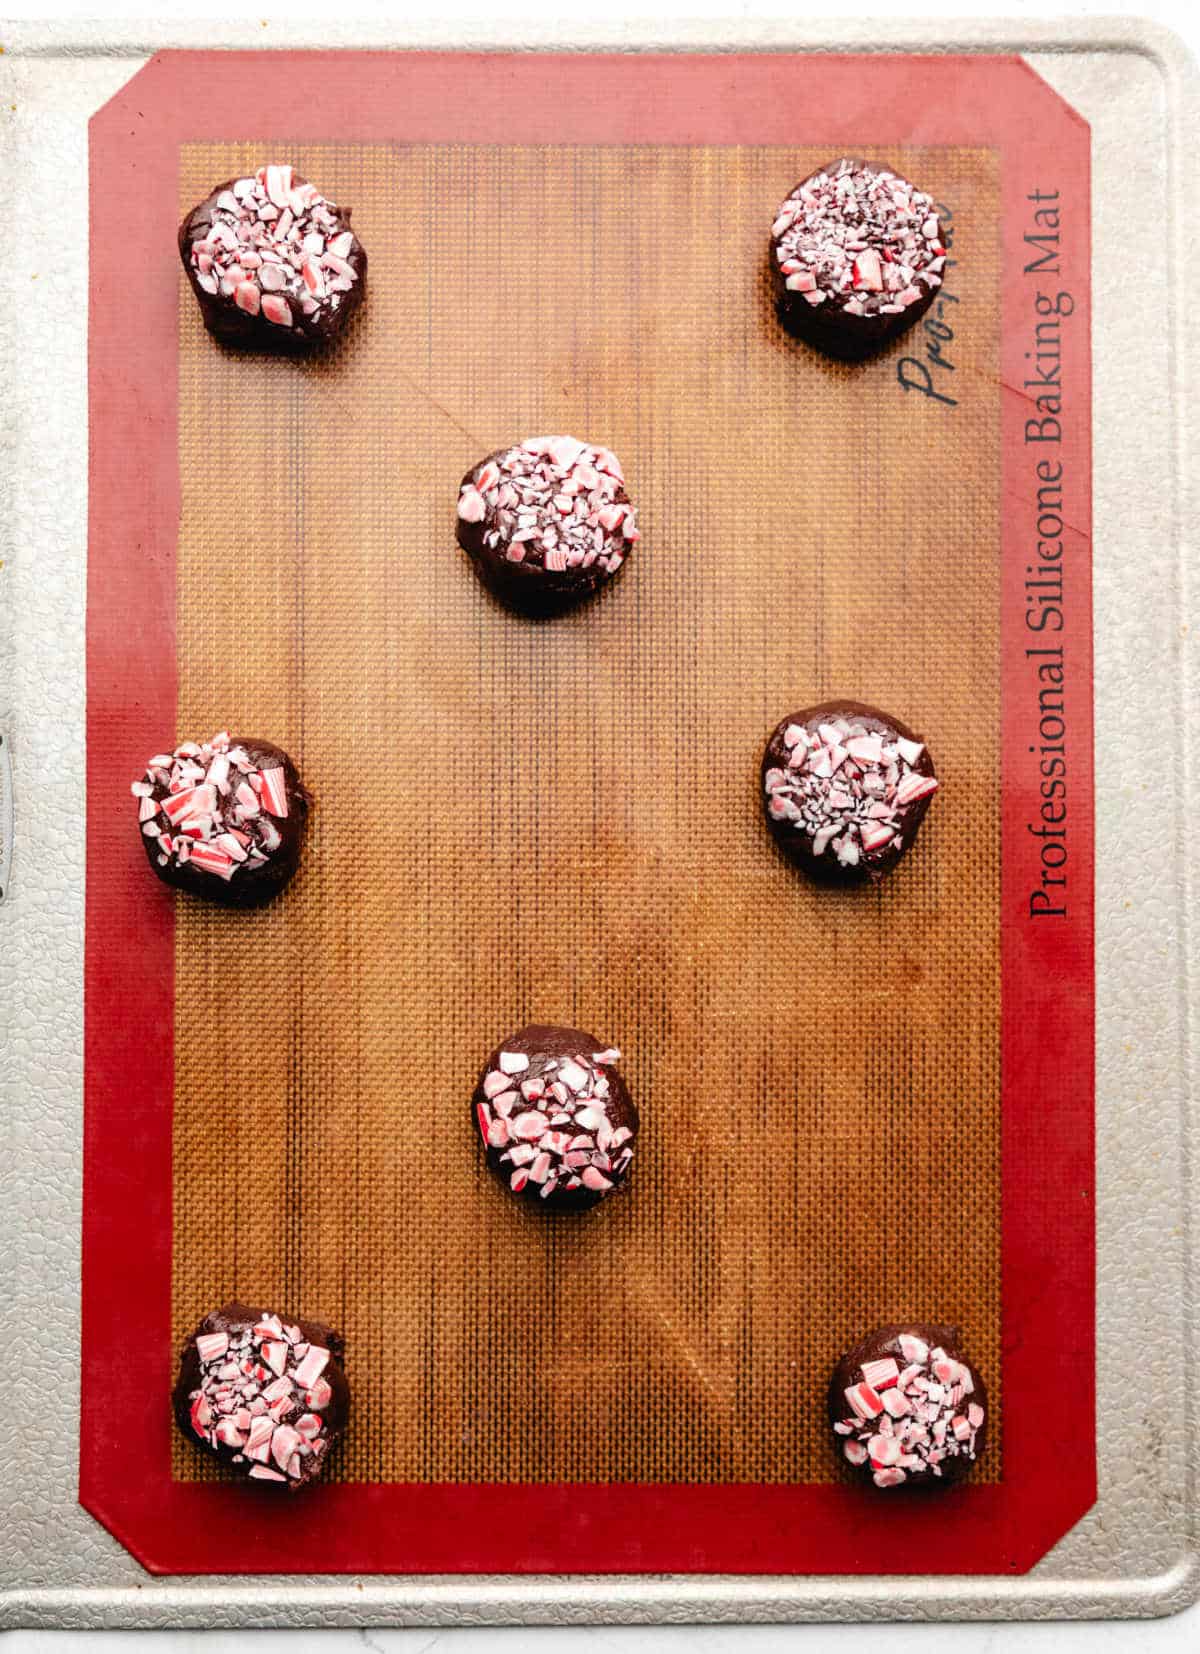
[0,14,1195,1628]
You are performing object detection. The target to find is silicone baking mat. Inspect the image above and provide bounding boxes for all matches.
[83,50,1093,1576]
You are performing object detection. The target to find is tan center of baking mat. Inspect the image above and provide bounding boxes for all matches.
[172,142,1000,1485]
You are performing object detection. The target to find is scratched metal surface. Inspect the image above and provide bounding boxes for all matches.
[0,733,12,907]
[0,15,1194,1628]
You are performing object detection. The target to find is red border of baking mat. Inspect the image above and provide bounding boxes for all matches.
[83,51,1093,1575]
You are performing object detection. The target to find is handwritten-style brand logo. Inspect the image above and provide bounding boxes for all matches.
[895,203,958,407]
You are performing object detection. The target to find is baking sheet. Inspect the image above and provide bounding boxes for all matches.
[0,16,1195,1626]
[83,47,1092,1577]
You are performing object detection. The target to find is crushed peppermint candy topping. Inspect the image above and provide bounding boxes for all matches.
[764,712,937,870]
[457,436,639,576]
[186,1311,338,1484]
[187,165,361,332]
[133,731,291,882]
[773,159,944,318]
[836,1334,984,1488]
[477,1046,634,1200]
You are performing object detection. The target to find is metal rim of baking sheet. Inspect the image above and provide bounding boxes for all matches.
[0,13,1194,1629]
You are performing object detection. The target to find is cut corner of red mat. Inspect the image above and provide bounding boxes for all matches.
[83,49,1094,1576]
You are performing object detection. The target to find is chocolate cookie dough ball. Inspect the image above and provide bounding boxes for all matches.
[473,1025,638,1211]
[829,1323,988,1490]
[179,164,366,351]
[173,1301,350,1491]
[456,436,639,615]
[771,158,945,360]
[761,701,937,883]
[132,730,309,908]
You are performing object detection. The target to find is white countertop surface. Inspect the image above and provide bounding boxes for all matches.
[8,1619,1200,1651]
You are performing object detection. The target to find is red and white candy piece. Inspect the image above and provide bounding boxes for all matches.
[867,1434,901,1468]
[853,249,883,291]
[845,733,883,764]
[458,487,486,524]
[893,772,938,808]
[258,765,290,818]
[859,823,895,855]
[271,1424,302,1472]
[859,1357,899,1391]
[293,1345,330,1389]
[261,1340,289,1379]
[244,1416,274,1462]
[306,1376,333,1411]
[162,784,217,825]
[898,1333,930,1365]
[844,1382,884,1421]
[263,164,293,207]
[195,1331,229,1364]
[558,1058,590,1093]
[188,843,236,881]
